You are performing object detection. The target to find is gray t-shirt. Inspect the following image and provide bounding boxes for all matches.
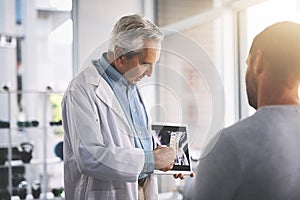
[191,105,300,200]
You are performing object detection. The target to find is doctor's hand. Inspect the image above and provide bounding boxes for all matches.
[159,161,174,172]
[153,145,175,171]
[173,172,195,180]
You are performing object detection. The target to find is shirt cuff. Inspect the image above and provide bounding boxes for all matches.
[142,151,155,174]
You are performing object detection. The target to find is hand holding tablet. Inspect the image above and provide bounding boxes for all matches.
[173,171,195,179]
[152,123,193,175]
[153,145,175,170]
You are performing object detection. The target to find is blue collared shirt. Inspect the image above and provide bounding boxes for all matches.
[93,53,154,179]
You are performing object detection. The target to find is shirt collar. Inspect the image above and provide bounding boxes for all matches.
[93,53,132,88]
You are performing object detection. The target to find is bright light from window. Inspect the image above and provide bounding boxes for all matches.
[50,0,72,11]
[245,0,300,116]
[247,0,300,51]
[49,19,73,44]
[36,0,72,11]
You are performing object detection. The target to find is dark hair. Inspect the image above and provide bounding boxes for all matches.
[250,21,300,79]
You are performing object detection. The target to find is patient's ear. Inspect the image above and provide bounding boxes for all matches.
[253,49,264,75]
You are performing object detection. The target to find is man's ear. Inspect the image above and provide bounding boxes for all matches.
[253,49,264,75]
[114,47,125,60]
[112,47,125,66]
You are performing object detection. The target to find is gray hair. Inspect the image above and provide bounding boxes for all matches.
[108,14,164,55]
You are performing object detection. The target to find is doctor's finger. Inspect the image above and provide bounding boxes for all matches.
[159,162,174,172]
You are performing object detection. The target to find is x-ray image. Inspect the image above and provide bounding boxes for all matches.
[151,124,191,170]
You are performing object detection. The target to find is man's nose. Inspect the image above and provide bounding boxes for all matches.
[145,65,153,77]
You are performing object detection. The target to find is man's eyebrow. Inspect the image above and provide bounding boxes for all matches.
[142,62,153,65]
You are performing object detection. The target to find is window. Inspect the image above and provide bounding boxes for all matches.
[238,0,300,118]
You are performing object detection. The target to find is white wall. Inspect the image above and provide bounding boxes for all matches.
[74,0,158,122]
[76,0,142,72]
[0,0,17,123]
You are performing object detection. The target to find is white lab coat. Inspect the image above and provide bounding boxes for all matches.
[62,65,158,200]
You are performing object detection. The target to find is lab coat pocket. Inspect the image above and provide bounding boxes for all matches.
[87,189,124,200]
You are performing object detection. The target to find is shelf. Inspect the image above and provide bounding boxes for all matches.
[11,198,64,200]
[1,89,64,199]
[0,125,62,131]
[11,192,64,200]
[7,126,45,131]
[0,89,64,94]
[0,158,62,168]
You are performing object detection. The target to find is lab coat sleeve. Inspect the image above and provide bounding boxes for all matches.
[62,83,145,182]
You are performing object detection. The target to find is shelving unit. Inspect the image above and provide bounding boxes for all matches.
[0,87,64,200]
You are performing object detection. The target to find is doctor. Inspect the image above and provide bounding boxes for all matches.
[62,14,176,200]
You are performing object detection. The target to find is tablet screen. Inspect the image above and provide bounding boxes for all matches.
[151,123,192,174]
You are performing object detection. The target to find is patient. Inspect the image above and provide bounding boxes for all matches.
[189,21,300,200]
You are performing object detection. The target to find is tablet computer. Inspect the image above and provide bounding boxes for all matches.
[151,123,192,175]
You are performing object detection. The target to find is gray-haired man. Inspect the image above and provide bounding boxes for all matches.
[62,14,175,200]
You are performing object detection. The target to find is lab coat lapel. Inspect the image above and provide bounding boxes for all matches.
[95,80,145,149]
[95,78,128,123]
[84,65,129,127]
[85,65,145,148]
